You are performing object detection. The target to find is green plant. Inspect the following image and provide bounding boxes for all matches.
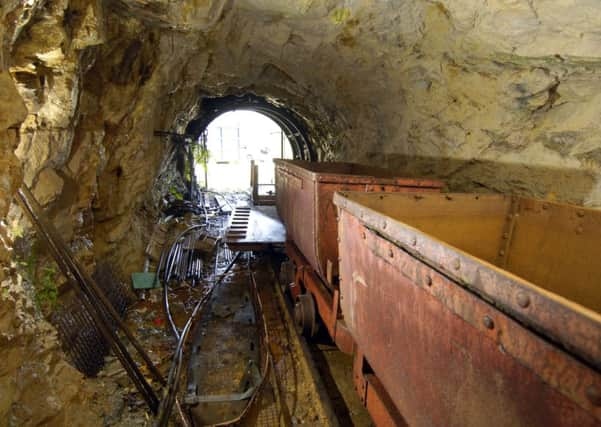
[17,246,59,311]
[193,141,210,189]
[169,186,183,200]
[19,246,37,284]
[36,264,59,310]
[193,142,210,172]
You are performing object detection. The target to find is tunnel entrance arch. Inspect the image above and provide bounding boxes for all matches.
[185,94,316,161]
[197,110,294,193]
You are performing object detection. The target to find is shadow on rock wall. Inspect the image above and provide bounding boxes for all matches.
[366,152,599,208]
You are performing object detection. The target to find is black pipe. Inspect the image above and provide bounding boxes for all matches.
[155,250,241,427]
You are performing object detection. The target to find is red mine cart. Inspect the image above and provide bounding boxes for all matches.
[334,191,601,426]
[274,159,443,352]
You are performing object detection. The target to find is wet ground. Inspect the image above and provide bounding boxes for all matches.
[72,251,372,427]
[309,342,374,427]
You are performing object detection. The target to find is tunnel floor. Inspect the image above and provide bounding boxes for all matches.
[80,251,372,426]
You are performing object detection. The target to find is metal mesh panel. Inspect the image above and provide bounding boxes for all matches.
[52,263,132,376]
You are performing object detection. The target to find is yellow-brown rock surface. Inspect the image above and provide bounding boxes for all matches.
[1,0,601,423]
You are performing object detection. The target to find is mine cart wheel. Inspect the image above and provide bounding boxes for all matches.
[279,260,296,295]
[294,293,318,338]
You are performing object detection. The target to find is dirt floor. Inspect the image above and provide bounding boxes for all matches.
[55,251,373,427]
[308,341,374,427]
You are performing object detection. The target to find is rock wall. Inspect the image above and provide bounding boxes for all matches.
[6,0,600,270]
[106,0,601,207]
[1,14,99,424]
[1,0,601,423]
[200,0,601,206]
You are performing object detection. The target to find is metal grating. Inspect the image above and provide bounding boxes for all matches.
[52,263,132,376]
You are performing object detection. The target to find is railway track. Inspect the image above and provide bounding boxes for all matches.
[151,193,340,426]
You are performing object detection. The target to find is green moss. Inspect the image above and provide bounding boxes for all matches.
[36,264,59,310]
[330,7,351,25]
[17,245,59,311]
[169,186,183,200]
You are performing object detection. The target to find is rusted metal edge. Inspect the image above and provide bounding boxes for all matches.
[353,350,408,426]
[333,191,601,371]
[312,176,443,188]
[274,159,445,188]
[496,196,519,268]
[355,216,601,417]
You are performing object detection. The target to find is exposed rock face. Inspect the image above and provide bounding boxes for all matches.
[5,0,601,268]
[1,0,601,423]
[1,35,98,425]
[0,275,100,427]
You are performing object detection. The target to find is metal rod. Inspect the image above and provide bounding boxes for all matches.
[17,212,159,410]
[16,188,165,389]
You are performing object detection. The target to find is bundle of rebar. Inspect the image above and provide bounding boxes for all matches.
[162,228,211,285]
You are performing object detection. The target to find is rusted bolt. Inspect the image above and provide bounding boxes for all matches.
[425,276,432,286]
[499,249,505,256]
[483,315,495,330]
[453,258,461,270]
[516,292,530,308]
[577,210,585,218]
[411,236,417,246]
[542,203,549,210]
[586,384,601,407]
[576,226,584,234]
[388,248,394,258]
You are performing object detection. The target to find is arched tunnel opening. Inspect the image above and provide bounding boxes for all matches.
[1,1,601,426]
[187,94,316,162]
[197,110,294,194]
[178,94,313,199]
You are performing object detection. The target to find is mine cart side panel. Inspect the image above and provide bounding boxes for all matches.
[333,191,601,370]
[337,209,601,427]
[504,197,601,313]
[274,159,444,282]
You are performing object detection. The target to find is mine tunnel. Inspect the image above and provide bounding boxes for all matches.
[1,1,601,426]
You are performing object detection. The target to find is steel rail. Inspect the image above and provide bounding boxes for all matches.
[155,250,241,427]
[18,187,165,383]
